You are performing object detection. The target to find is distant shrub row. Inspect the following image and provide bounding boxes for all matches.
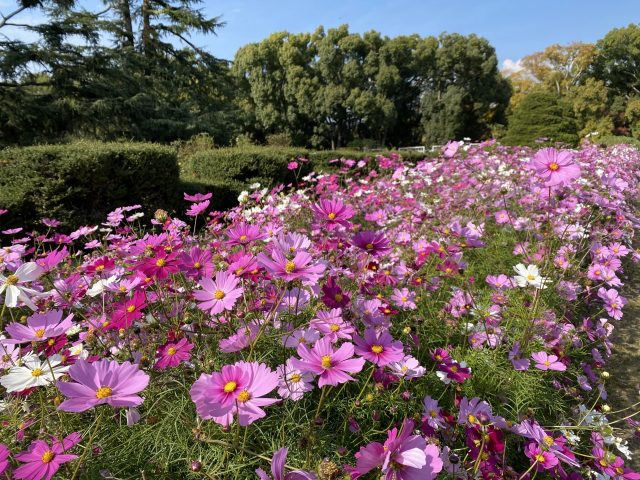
[0,142,430,229]
[0,142,180,229]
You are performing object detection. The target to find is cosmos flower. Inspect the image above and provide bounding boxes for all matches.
[352,231,391,257]
[4,310,74,344]
[256,447,317,480]
[56,359,150,412]
[155,337,194,369]
[1,354,69,392]
[0,262,43,310]
[530,148,580,187]
[276,359,314,401]
[513,263,549,289]
[292,337,365,387]
[311,198,355,230]
[13,433,81,480]
[190,361,279,427]
[257,248,325,284]
[194,271,243,315]
[353,329,404,366]
[531,351,567,371]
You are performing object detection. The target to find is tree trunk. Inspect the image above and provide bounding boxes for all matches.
[141,0,153,56]
[119,0,134,48]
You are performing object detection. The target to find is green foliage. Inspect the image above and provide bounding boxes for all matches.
[502,90,579,146]
[0,141,180,228]
[180,146,429,210]
[595,135,640,148]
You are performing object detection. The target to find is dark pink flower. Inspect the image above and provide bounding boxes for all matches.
[353,328,404,366]
[155,338,194,369]
[13,432,81,480]
[292,337,365,387]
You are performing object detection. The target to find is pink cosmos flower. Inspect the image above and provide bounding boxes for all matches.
[598,287,626,320]
[531,351,566,371]
[185,200,209,217]
[524,442,559,471]
[109,290,147,330]
[256,447,317,480]
[422,396,446,430]
[194,271,243,315]
[388,355,426,379]
[226,223,266,247]
[349,419,443,479]
[57,359,150,412]
[310,309,354,343]
[178,246,214,279]
[257,249,325,284]
[292,337,365,387]
[353,329,404,366]
[155,337,194,369]
[391,287,417,310]
[352,231,391,257]
[287,161,299,170]
[13,432,81,480]
[190,361,279,426]
[4,310,73,344]
[0,443,9,476]
[138,249,180,279]
[530,148,580,187]
[184,192,212,202]
[311,198,355,230]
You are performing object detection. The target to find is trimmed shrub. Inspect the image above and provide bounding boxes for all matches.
[0,141,180,229]
[179,146,431,210]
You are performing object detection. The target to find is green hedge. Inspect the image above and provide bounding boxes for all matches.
[179,146,430,210]
[0,141,180,229]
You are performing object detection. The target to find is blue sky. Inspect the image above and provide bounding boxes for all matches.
[2,0,638,69]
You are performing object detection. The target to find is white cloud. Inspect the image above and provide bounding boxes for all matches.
[501,58,524,76]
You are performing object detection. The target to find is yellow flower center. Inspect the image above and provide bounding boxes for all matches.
[155,258,166,267]
[450,365,458,373]
[48,338,55,346]
[31,368,43,377]
[527,274,535,280]
[543,360,551,366]
[468,414,477,424]
[96,386,113,399]
[543,435,554,446]
[239,235,248,242]
[34,328,46,338]
[1,354,9,362]
[5,274,19,286]
[127,304,136,313]
[119,286,127,292]
[599,458,608,467]
[328,212,337,220]
[321,355,332,369]
[214,290,226,300]
[235,268,244,275]
[429,410,437,418]
[334,293,343,302]
[548,162,559,171]
[365,243,374,250]
[329,323,340,332]
[371,344,384,354]
[41,450,55,463]
[223,381,237,393]
[193,262,202,269]
[290,373,302,383]
[401,296,408,302]
[96,265,105,271]
[167,347,177,356]
[237,389,251,403]
[285,261,296,273]
[536,454,546,463]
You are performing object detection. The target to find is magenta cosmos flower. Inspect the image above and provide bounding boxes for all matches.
[256,447,317,480]
[530,148,580,187]
[56,359,150,412]
[311,198,355,230]
[292,337,365,387]
[257,248,325,284]
[155,337,194,369]
[0,443,8,476]
[353,328,404,366]
[190,361,279,427]
[4,310,73,344]
[531,351,566,371]
[352,231,391,257]
[13,432,81,480]
[349,419,442,480]
[194,271,243,315]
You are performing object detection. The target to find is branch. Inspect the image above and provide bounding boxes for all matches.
[0,5,29,30]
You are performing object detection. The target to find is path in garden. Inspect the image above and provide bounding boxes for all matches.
[606,271,640,467]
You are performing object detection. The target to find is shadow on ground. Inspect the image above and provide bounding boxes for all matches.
[605,267,640,467]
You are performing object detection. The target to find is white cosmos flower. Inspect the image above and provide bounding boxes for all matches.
[0,262,44,310]
[513,263,549,289]
[0,353,69,392]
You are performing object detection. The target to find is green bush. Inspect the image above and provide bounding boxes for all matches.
[503,91,579,147]
[0,141,180,229]
[595,135,640,148]
[179,146,430,210]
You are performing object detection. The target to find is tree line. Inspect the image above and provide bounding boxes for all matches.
[2,1,640,148]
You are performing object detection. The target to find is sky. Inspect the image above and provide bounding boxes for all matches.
[2,0,639,70]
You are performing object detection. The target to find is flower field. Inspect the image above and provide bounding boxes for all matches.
[1,140,640,479]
